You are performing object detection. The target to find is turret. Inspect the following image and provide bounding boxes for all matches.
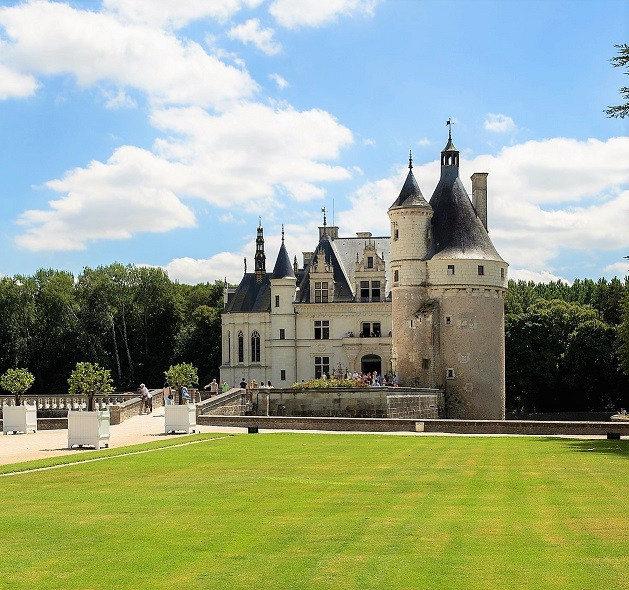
[254,219,266,283]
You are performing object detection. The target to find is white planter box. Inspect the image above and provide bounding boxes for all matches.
[164,403,196,434]
[68,409,110,449]
[2,404,37,435]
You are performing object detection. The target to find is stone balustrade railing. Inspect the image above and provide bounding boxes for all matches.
[0,393,140,411]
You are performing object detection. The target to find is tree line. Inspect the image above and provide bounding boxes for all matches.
[505,277,629,412]
[0,264,223,394]
[1,265,628,413]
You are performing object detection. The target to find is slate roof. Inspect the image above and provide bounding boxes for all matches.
[296,233,355,303]
[428,163,504,262]
[389,168,431,209]
[223,273,272,313]
[271,241,296,279]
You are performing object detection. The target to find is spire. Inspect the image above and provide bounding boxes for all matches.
[441,120,459,169]
[389,150,430,210]
[254,222,266,283]
[321,207,327,227]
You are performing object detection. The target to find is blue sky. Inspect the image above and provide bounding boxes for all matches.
[0,0,627,285]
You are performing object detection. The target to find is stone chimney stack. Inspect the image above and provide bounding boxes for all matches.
[471,172,488,231]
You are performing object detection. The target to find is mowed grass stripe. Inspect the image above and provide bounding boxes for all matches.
[0,434,626,590]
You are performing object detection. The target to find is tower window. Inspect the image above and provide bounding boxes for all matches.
[314,320,329,340]
[394,228,399,240]
[422,358,431,370]
[445,316,452,325]
[279,329,285,340]
[315,356,330,379]
[280,370,286,381]
[314,281,329,303]
[447,265,455,275]
[501,268,505,279]
[275,295,280,307]
[394,270,399,283]
[478,265,484,276]
[238,331,244,363]
[251,331,260,363]
[446,368,455,379]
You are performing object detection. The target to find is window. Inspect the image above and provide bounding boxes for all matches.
[422,358,431,370]
[251,331,260,362]
[478,265,484,276]
[445,316,452,325]
[360,281,370,302]
[275,295,280,307]
[394,269,399,283]
[446,368,455,379]
[314,320,329,340]
[447,264,455,275]
[280,370,286,381]
[314,281,329,303]
[279,329,285,340]
[371,280,381,302]
[394,228,399,240]
[367,256,374,269]
[314,356,330,378]
[238,331,244,363]
[501,268,505,279]
[361,322,381,337]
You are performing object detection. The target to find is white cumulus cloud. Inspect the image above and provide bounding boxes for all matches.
[0,62,39,99]
[228,18,281,55]
[269,72,289,89]
[269,0,380,28]
[484,113,516,133]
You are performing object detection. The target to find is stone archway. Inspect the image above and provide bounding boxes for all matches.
[361,354,381,376]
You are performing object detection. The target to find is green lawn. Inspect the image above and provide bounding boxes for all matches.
[0,434,627,590]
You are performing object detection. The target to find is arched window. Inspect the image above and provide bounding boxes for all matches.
[251,331,261,363]
[238,331,244,363]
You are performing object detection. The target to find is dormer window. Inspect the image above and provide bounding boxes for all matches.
[314,281,329,303]
[367,256,374,269]
[477,265,484,276]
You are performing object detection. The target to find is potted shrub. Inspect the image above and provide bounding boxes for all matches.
[163,363,198,433]
[1,368,37,435]
[67,362,114,449]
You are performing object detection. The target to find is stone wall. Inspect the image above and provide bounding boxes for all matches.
[197,414,629,437]
[387,394,439,419]
[248,386,444,418]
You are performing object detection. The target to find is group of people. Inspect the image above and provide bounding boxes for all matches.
[203,378,230,396]
[239,378,273,390]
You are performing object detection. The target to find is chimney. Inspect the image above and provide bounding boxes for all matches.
[471,172,488,232]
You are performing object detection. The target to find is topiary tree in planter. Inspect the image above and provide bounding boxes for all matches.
[164,363,198,404]
[0,368,35,406]
[68,362,114,412]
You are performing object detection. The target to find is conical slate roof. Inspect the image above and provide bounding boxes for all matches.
[271,241,296,279]
[428,165,503,261]
[389,168,431,209]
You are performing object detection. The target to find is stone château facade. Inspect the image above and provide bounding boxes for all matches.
[220,132,508,419]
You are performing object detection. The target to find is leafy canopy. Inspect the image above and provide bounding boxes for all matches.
[0,367,35,404]
[164,362,198,391]
[68,362,114,399]
[605,43,629,118]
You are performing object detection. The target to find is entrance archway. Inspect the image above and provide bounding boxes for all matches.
[361,354,381,376]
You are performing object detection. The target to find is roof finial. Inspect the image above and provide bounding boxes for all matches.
[244,257,247,273]
[281,224,285,243]
[258,216,262,228]
[446,118,453,140]
[321,207,327,227]
[409,150,413,170]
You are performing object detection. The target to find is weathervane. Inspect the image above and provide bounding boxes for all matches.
[409,150,413,170]
[446,118,453,140]
[281,224,285,243]
[321,207,327,226]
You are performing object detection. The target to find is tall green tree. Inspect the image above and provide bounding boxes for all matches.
[605,43,629,118]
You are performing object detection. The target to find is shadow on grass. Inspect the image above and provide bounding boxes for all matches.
[543,437,629,459]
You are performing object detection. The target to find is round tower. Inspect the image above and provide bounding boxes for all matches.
[270,226,297,386]
[388,152,435,387]
[427,129,508,419]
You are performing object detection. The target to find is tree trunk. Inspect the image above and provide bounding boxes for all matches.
[111,316,122,381]
[120,305,134,380]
